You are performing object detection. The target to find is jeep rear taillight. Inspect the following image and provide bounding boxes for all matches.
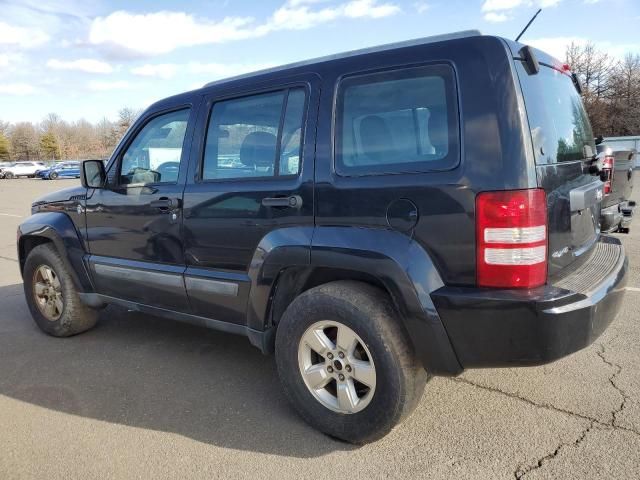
[602,155,614,195]
[476,189,547,289]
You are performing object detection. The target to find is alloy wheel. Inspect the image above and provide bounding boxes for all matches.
[33,265,64,321]
[298,320,376,414]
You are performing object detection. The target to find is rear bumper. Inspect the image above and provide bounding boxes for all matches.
[432,236,627,369]
[601,201,635,232]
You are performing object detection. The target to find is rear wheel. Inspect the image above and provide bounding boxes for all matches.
[23,243,98,336]
[275,281,428,443]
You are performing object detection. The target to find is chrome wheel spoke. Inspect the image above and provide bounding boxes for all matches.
[34,282,47,296]
[44,302,56,318]
[303,364,331,390]
[51,274,61,291]
[54,297,64,316]
[303,328,334,356]
[42,266,54,284]
[336,379,359,412]
[350,359,376,388]
[336,326,358,356]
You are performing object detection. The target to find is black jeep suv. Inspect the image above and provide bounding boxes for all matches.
[18,31,627,443]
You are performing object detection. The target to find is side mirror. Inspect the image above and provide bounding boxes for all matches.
[81,160,106,189]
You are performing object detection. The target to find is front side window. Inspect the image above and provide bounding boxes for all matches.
[335,64,459,176]
[119,109,190,185]
[202,88,306,181]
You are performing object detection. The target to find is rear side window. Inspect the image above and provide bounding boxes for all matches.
[515,62,595,164]
[202,88,306,181]
[335,64,459,176]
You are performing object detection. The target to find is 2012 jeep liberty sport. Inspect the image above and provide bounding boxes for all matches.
[18,31,628,443]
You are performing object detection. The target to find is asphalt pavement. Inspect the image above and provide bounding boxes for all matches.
[0,177,638,479]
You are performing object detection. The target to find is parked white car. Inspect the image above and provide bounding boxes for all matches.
[2,161,46,179]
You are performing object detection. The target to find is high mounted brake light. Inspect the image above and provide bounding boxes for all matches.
[476,189,547,289]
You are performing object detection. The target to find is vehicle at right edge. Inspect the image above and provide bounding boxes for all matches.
[595,141,635,233]
[18,32,628,444]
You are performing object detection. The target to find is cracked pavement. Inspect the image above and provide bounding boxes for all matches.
[0,178,639,479]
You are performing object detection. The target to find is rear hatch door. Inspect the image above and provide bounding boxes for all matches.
[513,54,602,275]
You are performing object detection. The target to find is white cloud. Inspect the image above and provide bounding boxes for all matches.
[131,63,179,79]
[528,36,586,59]
[343,0,400,18]
[528,36,640,61]
[484,12,510,22]
[481,0,562,12]
[539,0,561,6]
[47,58,114,74]
[88,1,400,57]
[87,80,131,91]
[414,2,430,13]
[482,0,523,12]
[89,11,255,57]
[130,61,277,81]
[0,21,49,48]
[0,55,9,68]
[187,61,277,77]
[0,83,36,95]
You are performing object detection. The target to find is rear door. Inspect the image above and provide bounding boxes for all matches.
[514,59,602,275]
[181,76,318,324]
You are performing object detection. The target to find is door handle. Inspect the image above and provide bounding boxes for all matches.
[262,195,302,208]
[150,197,181,211]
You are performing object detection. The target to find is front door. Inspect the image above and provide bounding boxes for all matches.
[182,79,318,324]
[85,105,197,311]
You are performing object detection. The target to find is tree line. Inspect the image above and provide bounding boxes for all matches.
[0,108,139,162]
[0,42,638,164]
[566,42,639,138]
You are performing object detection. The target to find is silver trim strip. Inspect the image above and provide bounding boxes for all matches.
[93,263,184,289]
[185,276,239,297]
[203,30,482,89]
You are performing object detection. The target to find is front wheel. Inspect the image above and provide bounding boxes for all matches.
[23,243,98,336]
[5,172,14,179]
[49,171,59,180]
[275,281,428,443]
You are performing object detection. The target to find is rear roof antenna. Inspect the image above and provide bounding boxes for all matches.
[515,8,542,42]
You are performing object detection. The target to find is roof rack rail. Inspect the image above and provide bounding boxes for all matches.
[203,30,482,88]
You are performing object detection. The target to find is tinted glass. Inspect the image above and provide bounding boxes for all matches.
[279,89,306,176]
[203,88,305,180]
[120,109,189,185]
[335,64,458,176]
[516,62,595,164]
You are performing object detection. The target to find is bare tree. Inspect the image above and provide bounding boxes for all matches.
[9,122,40,160]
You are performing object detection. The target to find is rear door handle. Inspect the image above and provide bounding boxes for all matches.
[262,195,302,208]
[150,197,181,211]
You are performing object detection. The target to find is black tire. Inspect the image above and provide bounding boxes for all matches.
[5,172,14,179]
[275,281,429,444]
[23,243,98,337]
[49,171,59,180]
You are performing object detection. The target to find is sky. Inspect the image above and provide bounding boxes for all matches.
[0,0,638,124]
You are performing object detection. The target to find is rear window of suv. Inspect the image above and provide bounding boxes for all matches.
[335,64,459,176]
[515,62,596,164]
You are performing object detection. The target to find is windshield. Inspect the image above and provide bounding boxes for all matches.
[515,61,595,164]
